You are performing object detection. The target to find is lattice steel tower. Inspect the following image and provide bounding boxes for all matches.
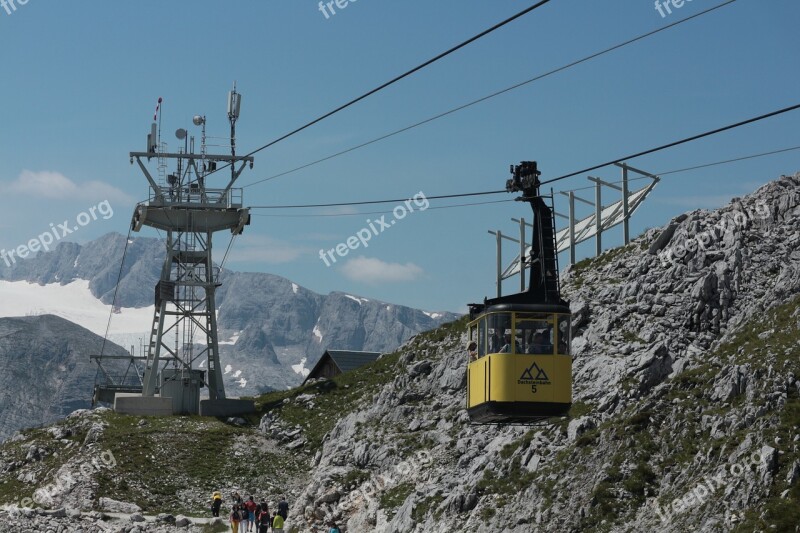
[126,86,254,415]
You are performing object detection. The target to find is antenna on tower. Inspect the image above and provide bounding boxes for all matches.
[227,82,242,182]
[147,97,163,154]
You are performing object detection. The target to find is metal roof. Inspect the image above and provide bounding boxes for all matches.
[303,349,382,384]
[325,350,382,373]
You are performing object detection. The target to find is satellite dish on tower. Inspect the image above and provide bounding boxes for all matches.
[193,115,205,126]
[175,128,187,140]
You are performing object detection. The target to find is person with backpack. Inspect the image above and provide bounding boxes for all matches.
[244,496,258,532]
[260,498,269,516]
[328,520,341,533]
[272,511,285,533]
[277,496,289,520]
[238,503,249,527]
[230,504,242,533]
[257,504,271,533]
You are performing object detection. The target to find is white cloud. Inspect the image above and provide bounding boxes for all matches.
[227,234,308,264]
[340,256,424,284]
[8,170,132,204]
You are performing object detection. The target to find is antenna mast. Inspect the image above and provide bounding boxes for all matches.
[228,82,241,184]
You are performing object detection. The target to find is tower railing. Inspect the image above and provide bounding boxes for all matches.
[148,186,243,208]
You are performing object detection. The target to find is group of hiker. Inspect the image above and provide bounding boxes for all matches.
[211,491,290,533]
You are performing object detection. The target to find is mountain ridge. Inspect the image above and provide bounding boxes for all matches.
[0,233,459,395]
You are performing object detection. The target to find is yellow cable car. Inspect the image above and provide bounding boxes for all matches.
[467,161,571,424]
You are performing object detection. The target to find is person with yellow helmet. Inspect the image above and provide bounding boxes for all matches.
[211,490,222,517]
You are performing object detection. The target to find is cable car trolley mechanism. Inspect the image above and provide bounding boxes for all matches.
[467,161,572,424]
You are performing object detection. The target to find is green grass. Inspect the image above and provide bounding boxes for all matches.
[623,461,657,500]
[339,469,371,490]
[569,401,592,419]
[94,415,237,513]
[571,244,637,277]
[424,315,469,345]
[89,413,306,515]
[412,492,444,522]
[476,457,536,501]
[379,481,414,510]
[480,506,496,520]
[620,330,646,344]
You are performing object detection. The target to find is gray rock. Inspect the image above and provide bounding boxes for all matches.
[409,360,433,378]
[99,497,142,514]
[287,437,307,450]
[567,416,596,441]
[787,460,800,485]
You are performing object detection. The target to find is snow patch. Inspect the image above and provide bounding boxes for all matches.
[345,294,369,305]
[313,325,323,343]
[224,365,233,375]
[237,378,247,388]
[0,280,154,337]
[424,311,443,319]
[233,370,243,378]
[291,282,299,294]
[292,357,311,378]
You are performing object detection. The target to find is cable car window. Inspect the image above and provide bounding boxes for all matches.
[487,313,511,353]
[478,318,486,358]
[515,313,554,354]
[557,314,571,355]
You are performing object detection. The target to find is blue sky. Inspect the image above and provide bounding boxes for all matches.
[0,0,798,313]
